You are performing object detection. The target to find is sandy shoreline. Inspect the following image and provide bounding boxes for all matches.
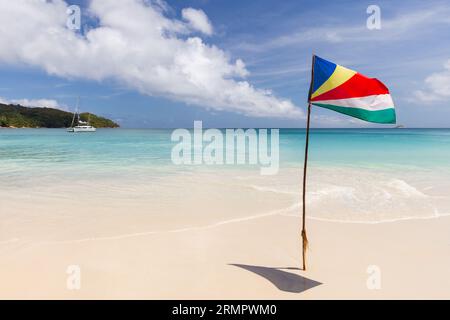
[1,158,449,299]
[1,212,449,299]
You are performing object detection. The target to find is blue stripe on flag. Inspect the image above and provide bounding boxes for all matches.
[312,56,337,93]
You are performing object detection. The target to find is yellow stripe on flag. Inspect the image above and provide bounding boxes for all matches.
[311,65,356,99]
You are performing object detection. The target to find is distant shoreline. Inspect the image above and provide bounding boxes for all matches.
[0,126,119,129]
[0,103,119,128]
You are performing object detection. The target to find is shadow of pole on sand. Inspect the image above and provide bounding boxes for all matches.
[229,264,322,293]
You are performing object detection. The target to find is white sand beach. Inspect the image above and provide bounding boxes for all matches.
[1,214,450,299]
[1,168,449,299]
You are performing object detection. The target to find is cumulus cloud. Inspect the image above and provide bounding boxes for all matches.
[0,96,64,109]
[182,8,213,35]
[0,0,301,119]
[415,60,450,103]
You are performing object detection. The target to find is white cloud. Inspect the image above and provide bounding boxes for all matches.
[0,97,65,110]
[0,0,301,119]
[415,60,450,103]
[182,8,213,35]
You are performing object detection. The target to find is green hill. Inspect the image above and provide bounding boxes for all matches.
[0,103,119,128]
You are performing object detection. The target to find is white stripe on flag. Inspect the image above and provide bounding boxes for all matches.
[313,94,394,111]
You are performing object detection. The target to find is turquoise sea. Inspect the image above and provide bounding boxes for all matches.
[1,128,450,224]
[2,128,450,169]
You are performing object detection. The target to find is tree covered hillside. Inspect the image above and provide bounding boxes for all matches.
[0,104,119,128]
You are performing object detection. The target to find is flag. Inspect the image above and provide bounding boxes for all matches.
[309,56,396,124]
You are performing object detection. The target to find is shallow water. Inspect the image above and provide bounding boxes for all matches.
[1,128,450,226]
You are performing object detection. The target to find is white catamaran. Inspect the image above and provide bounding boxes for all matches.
[67,98,96,132]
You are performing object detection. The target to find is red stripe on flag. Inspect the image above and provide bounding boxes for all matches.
[311,73,390,101]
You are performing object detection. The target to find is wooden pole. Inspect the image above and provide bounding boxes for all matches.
[301,103,311,271]
[302,54,315,271]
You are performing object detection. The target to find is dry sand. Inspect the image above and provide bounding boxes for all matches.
[1,212,449,299]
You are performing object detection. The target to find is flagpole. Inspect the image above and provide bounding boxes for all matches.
[301,103,311,271]
[302,54,315,271]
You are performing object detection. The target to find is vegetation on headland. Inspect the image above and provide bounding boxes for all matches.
[0,103,119,128]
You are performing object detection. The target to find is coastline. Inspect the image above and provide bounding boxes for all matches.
[0,126,119,129]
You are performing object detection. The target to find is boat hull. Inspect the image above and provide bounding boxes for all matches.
[67,126,96,132]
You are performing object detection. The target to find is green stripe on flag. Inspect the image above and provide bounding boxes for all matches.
[311,103,396,124]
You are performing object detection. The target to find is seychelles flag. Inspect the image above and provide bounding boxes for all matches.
[309,56,396,124]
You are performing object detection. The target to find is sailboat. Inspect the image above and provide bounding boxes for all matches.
[67,97,96,132]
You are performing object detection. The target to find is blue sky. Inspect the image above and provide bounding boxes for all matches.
[0,0,449,128]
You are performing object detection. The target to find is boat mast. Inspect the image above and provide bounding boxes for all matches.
[76,96,80,125]
[70,97,79,128]
[70,111,76,128]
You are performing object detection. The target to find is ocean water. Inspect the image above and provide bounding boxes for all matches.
[1,128,450,224]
